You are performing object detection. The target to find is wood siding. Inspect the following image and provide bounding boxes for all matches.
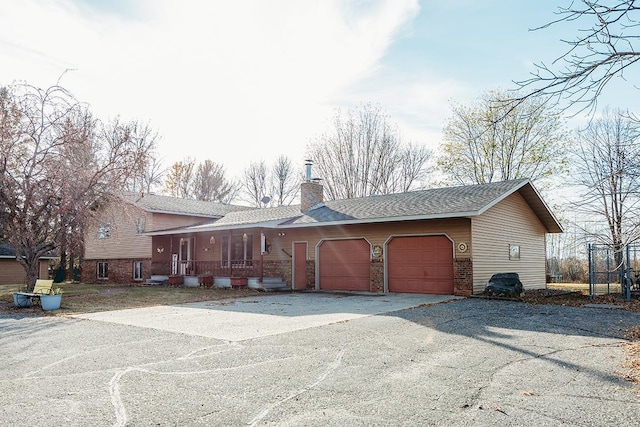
[84,200,211,261]
[147,213,210,232]
[471,192,547,293]
[84,204,151,260]
[259,218,472,263]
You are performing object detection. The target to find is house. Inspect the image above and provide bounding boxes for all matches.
[83,176,562,296]
[0,243,57,286]
[81,192,252,284]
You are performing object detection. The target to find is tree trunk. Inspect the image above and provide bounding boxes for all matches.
[68,251,75,282]
[59,231,68,283]
[20,255,41,293]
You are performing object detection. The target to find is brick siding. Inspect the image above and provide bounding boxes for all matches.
[454,257,473,296]
[370,259,384,293]
[81,259,151,284]
[262,260,292,286]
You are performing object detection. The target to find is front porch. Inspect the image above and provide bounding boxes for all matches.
[152,259,260,279]
[149,259,289,290]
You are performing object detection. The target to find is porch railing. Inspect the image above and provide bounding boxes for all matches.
[151,260,261,278]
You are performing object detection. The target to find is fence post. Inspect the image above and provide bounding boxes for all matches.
[588,243,594,300]
[626,245,632,302]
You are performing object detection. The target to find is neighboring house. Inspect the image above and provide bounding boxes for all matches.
[82,192,252,284]
[118,177,560,296]
[0,243,57,285]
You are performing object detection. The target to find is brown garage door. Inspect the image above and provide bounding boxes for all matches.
[319,239,370,291]
[388,235,454,294]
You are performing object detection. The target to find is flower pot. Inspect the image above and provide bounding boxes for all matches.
[13,292,32,308]
[168,275,183,285]
[40,294,62,311]
[199,275,213,287]
[230,277,248,288]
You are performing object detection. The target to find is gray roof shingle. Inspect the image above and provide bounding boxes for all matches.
[0,243,57,259]
[122,192,253,218]
[149,179,562,234]
[289,179,530,224]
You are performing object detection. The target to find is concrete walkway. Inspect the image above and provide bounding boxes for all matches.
[72,292,460,341]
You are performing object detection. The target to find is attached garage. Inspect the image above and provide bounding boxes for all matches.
[318,239,370,291]
[387,235,454,294]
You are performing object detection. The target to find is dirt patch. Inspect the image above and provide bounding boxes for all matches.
[621,326,640,394]
[515,288,640,312]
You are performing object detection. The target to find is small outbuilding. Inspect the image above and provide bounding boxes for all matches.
[0,243,56,286]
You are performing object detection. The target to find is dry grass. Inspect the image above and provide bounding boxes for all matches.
[521,287,640,312]
[0,282,261,316]
[622,326,640,392]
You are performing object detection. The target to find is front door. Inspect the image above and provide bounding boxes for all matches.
[293,242,307,290]
[179,238,191,275]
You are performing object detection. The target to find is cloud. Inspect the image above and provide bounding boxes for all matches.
[0,0,420,177]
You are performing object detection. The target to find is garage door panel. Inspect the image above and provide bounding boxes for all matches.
[319,239,370,291]
[388,235,454,294]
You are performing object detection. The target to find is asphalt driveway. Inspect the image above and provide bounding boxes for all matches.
[71,293,460,341]
[1,294,639,426]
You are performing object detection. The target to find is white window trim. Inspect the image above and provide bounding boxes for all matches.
[97,262,109,280]
[133,261,143,281]
[98,223,111,239]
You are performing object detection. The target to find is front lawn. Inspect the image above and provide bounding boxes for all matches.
[0,283,261,316]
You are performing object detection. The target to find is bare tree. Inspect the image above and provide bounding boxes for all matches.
[438,89,569,186]
[307,103,431,200]
[0,81,154,290]
[120,122,164,194]
[571,108,640,262]
[514,1,640,113]
[137,155,165,194]
[164,158,238,203]
[163,158,195,198]
[270,155,298,206]
[193,160,237,202]
[242,160,269,207]
[241,156,299,207]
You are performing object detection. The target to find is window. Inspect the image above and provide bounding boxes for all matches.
[509,244,521,260]
[221,234,253,266]
[98,223,111,239]
[97,262,108,279]
[133,261,143,280]
[135,217,146,234]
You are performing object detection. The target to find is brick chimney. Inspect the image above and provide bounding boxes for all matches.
[301,160,323,212]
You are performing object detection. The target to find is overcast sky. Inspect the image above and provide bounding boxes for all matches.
[2,0,640,182]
